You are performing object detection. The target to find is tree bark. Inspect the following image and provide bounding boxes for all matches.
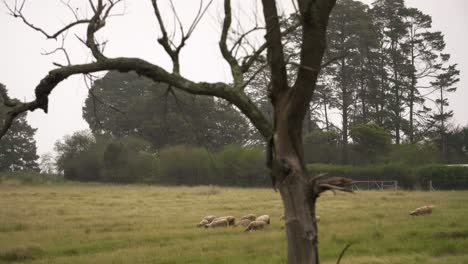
[261,1,340,263]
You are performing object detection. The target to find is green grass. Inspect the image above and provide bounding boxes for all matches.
[0,184,467,263]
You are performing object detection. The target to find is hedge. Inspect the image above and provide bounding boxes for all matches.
[307,163,468,190]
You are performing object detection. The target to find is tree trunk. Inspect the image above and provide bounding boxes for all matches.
[341,59,349,164]
[272,100,320,263]
[261,1,340,262]
[409,44,416,144]
[323,99,330,131]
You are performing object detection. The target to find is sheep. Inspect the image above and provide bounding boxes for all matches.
[213,216,235,226]
[410,205,434,216]
[256,215,270,225]
[205,218,229,228]
[202,215,217,223]
[245,220,267,231]
[197,219,210,227]
[240,214,257,222]
[236,218,252,227]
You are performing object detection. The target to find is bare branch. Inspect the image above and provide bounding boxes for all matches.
[219,0,243,87]
[240,21,300,73]
[0,57,273,140]
[4,0,91,39]
[240,62,268,91]
[317,177,354,194]
[151,0,213,74]
[321,52,349,68]
[41,34,72,66]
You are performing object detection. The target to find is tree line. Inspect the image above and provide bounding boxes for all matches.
[1,0,466,179]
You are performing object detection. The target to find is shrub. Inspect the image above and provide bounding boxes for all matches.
[159,145,214,185]
[387,142,439,165]
[416,164,468,190]
[350,123,391,164]
[304,129,340,164]
[214,145,269,187]
[0,171,65,185]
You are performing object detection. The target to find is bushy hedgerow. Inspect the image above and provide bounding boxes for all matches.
[307,163,468,190]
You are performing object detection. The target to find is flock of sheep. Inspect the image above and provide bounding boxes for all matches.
[197,214,271,231]
[196,204,433,232]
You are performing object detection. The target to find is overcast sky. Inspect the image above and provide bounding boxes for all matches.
[1,0,467,156]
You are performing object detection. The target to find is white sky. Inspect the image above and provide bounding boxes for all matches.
[0,0,467,156]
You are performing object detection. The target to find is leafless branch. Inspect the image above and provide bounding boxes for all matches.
[4,0,91,39]
[317,177,354,194]
[41,34,72,66]
[151,0,213,74]
[240,62,269,90]
[240,20,300,73]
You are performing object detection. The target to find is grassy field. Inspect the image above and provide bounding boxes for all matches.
[0,183,467,264]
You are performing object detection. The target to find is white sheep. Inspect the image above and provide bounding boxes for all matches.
[241,214,257,222]
[245,220,267,231]
[410,205,434,216]
[205,218,229,228]
[256,215,270,225]
[236,218,252,227]
[202,215,217,223]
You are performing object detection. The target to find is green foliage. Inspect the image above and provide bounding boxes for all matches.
[214,145,269,187]
[0,84,39,171]
[304,129,341,164]
[82,71,250,150]
[54,130,96,175]
[159,145,214,185]
[54,132,158,183]
[387,142,439,165]
[0,171,65,185]
[307,163,468,190]
[418,164,468,190]
[350,123,391,163]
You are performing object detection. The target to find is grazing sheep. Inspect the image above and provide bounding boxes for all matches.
[410,205,434,216]
[205,218,229,228]
[197,219,210,227]
[236,218,252,227]
[213,216,235,226]
[203,215,217,223]
[245,220,267,231]
[256,215,271,225]
[241,214,257,222]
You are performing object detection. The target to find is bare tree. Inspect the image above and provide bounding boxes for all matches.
[1,0,352,263]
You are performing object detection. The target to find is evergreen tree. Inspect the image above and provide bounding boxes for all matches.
[0,83,39,171]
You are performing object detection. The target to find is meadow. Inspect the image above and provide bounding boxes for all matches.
[0,183,467,264]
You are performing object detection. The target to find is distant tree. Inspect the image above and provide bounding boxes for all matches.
[54,130,96,176]
[445,126,468,163]
[39,152,56,174]
[83,71,250,150]
[371,0,409,145]
[429,61,460,161]
[304,129,340,164]
[326,0,376,163]
[400,8,446,143]
[102,136,157,183]
[350,122,391,163]
[0,83,39,171]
